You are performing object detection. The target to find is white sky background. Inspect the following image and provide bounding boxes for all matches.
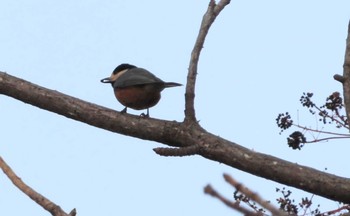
[1,1,350,215]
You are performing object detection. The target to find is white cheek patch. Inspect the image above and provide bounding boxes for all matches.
[110,69,128,82]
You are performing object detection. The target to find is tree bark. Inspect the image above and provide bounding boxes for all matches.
[1,71,350,203]
[342,20,350,130]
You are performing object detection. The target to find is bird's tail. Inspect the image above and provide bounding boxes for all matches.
[164,82,182,88]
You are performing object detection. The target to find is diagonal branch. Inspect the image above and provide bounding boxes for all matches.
[0,156,76,216]
[223,174,288,216]
[205,174,288,216]
[1,72,350,203]
[185,0,231,123]
[204,184,258,216]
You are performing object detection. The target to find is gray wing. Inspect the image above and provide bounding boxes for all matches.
[113,68,164,88]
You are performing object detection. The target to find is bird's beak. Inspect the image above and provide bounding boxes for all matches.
[101,77,112,83]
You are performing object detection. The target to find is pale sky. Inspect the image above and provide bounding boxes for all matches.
[1,1,350,215]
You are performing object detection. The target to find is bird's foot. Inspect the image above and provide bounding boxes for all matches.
[140,113,149,117]
[140,109,150,118]
[121,107,127,114]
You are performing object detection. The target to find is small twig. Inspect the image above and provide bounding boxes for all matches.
[312,103,349,129]
[223,174,288,216]
[184,0,231,123]
[305,135,350,143]
[294,124,350,136]
[68,209,77,216]
[204,184,259,216]
[0,156,75,216]
[293,123,350,144]
[153,145,200,157]
[301,194,314,216]
[319,204,350,215]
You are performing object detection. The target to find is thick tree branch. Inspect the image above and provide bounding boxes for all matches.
[184,0,230,123]
[1,72,350,203]
[0,156,76,216]
[341,20,350,128]
[0,72,185,146]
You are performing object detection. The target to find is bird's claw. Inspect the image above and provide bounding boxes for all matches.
[121,107,127,114]
[140,113,149,118]
[140,109,150,118]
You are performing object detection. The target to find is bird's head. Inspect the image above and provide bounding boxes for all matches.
[101,63,137,84]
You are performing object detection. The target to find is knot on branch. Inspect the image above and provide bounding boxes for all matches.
[153,145,200,157]
[334,74,345,83]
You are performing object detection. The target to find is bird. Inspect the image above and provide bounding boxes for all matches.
[101,63,182,117]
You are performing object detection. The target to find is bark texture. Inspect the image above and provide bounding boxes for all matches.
[1,72,350,203]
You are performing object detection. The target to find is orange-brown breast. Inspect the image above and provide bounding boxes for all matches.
[114,84,162,110]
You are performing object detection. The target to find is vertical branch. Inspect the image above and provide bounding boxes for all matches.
[341,20,350,129]
[184,0,231,123]
[0,156,75,216]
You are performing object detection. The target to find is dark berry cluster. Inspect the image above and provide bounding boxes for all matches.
[287,131,306,150]
[300,92,315,114]
[276,188,298,214]
[276,187,321,215]
[276,112,293,134]
[277,91,348,150]
[233,190,265,214]
[320,92,347,127]
[324,92,343,111]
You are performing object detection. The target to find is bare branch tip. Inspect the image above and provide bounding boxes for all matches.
[69,208,77,216]
[223,173,230,179]
[204,184,216,196]
[223,173,238,186]
[334,74,345,83]
[209,0,216,7]
[153,145,199,157]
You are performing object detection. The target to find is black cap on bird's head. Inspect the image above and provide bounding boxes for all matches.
[112,64,136,75]
[101,63,137,84]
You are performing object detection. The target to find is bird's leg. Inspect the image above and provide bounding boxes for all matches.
[140,109,150,118]
[121,107,127,114]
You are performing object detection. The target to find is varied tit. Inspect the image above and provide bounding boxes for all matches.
[101,63,182,117]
